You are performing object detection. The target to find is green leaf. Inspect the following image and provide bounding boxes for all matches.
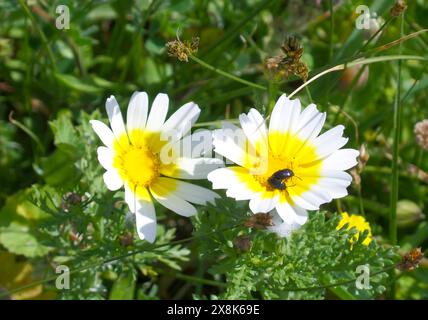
[0,222,52,257]
[37,149,81,188]
[0,189,50,226]
[54,73,101,94]
[49,110,80,149]
[109,269,136,300]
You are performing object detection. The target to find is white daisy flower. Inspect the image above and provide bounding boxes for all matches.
[90,92,222,243]
[208,94,359,232]
[267,210,302,238]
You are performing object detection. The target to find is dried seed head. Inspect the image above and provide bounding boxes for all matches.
[390,0,407,17]
[281,36,303,61]
[414,119,428,151]
[189,37,199,53]
[265,56,282,71]
[61,192,86,212]
[267,36,309,82]
[244,213,274,230]
[233,235,252,252]
[119,232,134,247]
[166,36,199,62]
[295,60,309,82]
[397,248,424,271]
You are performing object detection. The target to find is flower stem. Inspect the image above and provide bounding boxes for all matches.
[283,264,396,292]
[329,0,334,61]
[357,17,392,56]
[305,86,313,103]
[288,54,425,99]
[158,269,227,288]
[268,81,279,112]
[18,0,57,71]
[390,15,405,247]
[389,13,405,299]
[189,55,267,91]
[9,111,45,153]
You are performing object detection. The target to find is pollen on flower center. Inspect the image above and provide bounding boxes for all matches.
[253,155,297,192]
[114,142,160,188]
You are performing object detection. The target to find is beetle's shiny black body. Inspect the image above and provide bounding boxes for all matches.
[267,176,287,190]
[267,169,295,190]
[271,169,294,180]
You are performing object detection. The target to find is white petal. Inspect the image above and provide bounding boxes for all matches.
[317,180,349,199]
[97,146,113,170]
[268,222,300,238]
[207,167,241,189]
[103,170,123,191]
[267,210,303,238]
[169,179,219,205]
[106,95,127,138]
[307,184,334,202]
[150,178,197,217]
[320,170,353,186]
[162,132,210,163]
[269,94,301,135]
[322,149,359,171]
[311,125,348,160]
[289,194,319,211]
[249,193,279,213]
[226,183,257,201]
[293,206,309,225]
[162,102,200,141]
[129,187,157,243]
[239,108,268,153]
[136,199,157,243]
[90,120,115,149]
[275,201,309,225]
[212,123,255,169]
[276,201,297,222]
[268,95,302,155]
[317,171,352,199]
[297,188,332,209]
[296,170,352,200]
[125,184,139,212]
[208,167,258,201]
[296,104,326,142]
[294,193,323,210]
[161,157,224,179]
[145,93,169,132]
[127,91,148,132]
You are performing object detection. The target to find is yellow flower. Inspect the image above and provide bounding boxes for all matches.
[337,212,372,246]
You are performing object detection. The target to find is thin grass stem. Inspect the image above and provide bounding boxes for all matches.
[189,55,267,91]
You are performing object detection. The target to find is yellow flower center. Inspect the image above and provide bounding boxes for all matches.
[238,131,322,201]
[113,130,162,190]
[252,154,297,191]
